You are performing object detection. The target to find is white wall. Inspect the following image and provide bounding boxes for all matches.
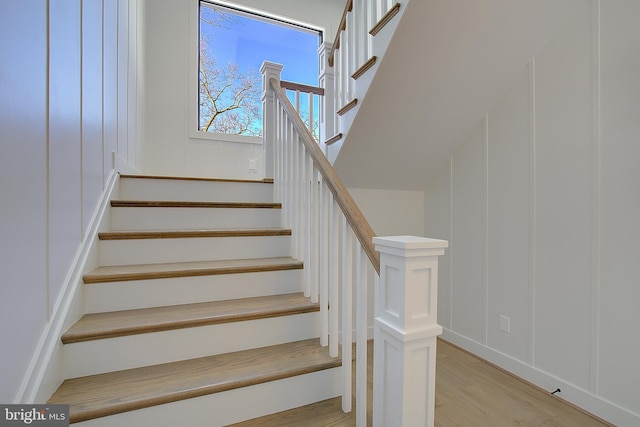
[139,0,344,179]
[0,0,140,403]
[424,1,640,424]
[349,188,424,237]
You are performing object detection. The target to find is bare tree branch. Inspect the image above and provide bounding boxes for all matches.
[198,9,262,136]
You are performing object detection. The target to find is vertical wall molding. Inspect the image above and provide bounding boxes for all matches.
[528,58,536,366]
[589,0,601,395]
[100,0,106,190]
[448,157,454,330]
[45,0,52,322]
[79,0,85,240]
[482,114,489,345]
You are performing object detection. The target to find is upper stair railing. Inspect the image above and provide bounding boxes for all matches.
[319,0,404,161]
[262,60,448,426]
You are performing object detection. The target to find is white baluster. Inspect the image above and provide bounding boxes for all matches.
[303,150,312,298]
[346,7,356,98]
[354,0,366,68]
[339,30,348,108]
[287,122,294,232]
[356,242,368,427]
[329,194,340,358]
[273,102,280,202]
[319,179,330,347]
[282,115,288,224]
[308,93,314,141]
[296,141,306,260]
[310,163,319,303]
[341,216,353,413]
[318,41,335,147]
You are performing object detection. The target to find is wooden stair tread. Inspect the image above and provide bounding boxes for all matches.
[324,133,343,146]
[83,256,303,284]
[111,200,281,208]
[120,174,274,184]
[48,338,339,423]
[62,293,317,344]
[337,98,358,116]
[369,2,401,36]
[98,228,291,240]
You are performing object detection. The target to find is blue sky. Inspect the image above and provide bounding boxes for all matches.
[201,5,320,85]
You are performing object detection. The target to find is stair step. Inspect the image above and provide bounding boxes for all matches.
[84,268,304,313]
[48,338,340,424]
[118,174,274,203]
[98,229,293,266]
[111,200,281,209]
[98,228,291,240]
[62,292,316,344]
[83,257,303,284]
[110,204,282,230]
[120,174,273,184]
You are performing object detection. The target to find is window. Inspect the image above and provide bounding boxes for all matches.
[198,1,321,138]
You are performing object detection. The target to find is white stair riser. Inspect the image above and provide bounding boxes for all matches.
[84,269,304,313]
[64,312,320,378]
[99,235,291,266]
[119,178,274,202]
[110,207,282,230]
[74,367,342,427]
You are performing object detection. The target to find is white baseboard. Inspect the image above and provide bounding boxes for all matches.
[16,171,120,403]
[441,328,640,427]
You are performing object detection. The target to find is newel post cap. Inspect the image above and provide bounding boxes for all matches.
[373,236,448,256]
[259,61,283,75]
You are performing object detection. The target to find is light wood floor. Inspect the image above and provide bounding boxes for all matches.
[231,339,614,427]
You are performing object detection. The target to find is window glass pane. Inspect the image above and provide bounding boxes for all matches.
[199,2,321,136]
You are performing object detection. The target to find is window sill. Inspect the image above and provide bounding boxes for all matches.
[189,130,263,145]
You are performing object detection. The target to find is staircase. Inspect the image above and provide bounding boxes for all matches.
[47,174,342,426]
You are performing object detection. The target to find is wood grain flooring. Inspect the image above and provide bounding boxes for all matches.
[231,339,614,427]
[82,256,303,284]
[47,338,339,424]
[62,293,317,344]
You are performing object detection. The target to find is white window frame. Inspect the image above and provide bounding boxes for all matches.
[188,0,322,144]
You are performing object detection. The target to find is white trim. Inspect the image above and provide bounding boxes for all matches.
[201,0,323,35]
[16,171,119,403]
[188,0,200,141]
[589,0,601,396]
[527,57,537,367]
[189,130,262,145]
[441,328,640,427]
[482,114,489,346]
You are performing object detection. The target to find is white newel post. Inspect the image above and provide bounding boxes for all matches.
[318,41,335,152]
[372,236,448,427]
[260,61,283,178]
